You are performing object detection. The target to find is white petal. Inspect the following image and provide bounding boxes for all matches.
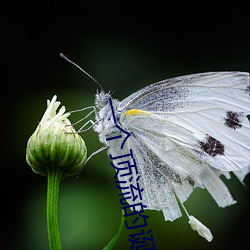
[40,95,71,125]
[188,215,213,242]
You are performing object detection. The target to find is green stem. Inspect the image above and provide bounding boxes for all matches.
[102,210,125,250]
[47,165,63,250]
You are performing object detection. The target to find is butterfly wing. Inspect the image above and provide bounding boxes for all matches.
[118,72,250,173]
[118,71,250,113]
[114,72,250,221]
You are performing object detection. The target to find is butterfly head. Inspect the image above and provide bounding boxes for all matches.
[94,90,112,109]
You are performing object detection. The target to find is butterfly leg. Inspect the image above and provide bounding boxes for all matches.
[68,106,100,132]
[70,106,96,125]
[85,145,108,164]
[76,120,96,132]
[77,145,108,176]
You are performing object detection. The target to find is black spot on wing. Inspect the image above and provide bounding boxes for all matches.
[224,111,243,130]
[246,84,250,94]
[187,177,195,186]
[199,135,225,157]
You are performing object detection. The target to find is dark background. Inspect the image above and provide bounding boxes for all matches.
[2,1,250,250]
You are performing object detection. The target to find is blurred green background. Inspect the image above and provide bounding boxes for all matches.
[2,2,250,250]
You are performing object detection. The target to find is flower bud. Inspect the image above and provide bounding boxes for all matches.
[26,95,87,178]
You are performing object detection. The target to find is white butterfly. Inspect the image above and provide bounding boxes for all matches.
[90,72,250,241]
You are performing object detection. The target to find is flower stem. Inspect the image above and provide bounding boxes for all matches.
[102,210,125,250]
[47,165,63,250]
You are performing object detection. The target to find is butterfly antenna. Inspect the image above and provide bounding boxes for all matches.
[60,53,104,91]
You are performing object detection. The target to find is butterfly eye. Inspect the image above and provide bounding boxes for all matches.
[95,91,111,109]
[102,95,110,105]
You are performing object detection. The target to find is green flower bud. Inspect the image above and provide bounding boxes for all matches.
[26,95,87,178]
